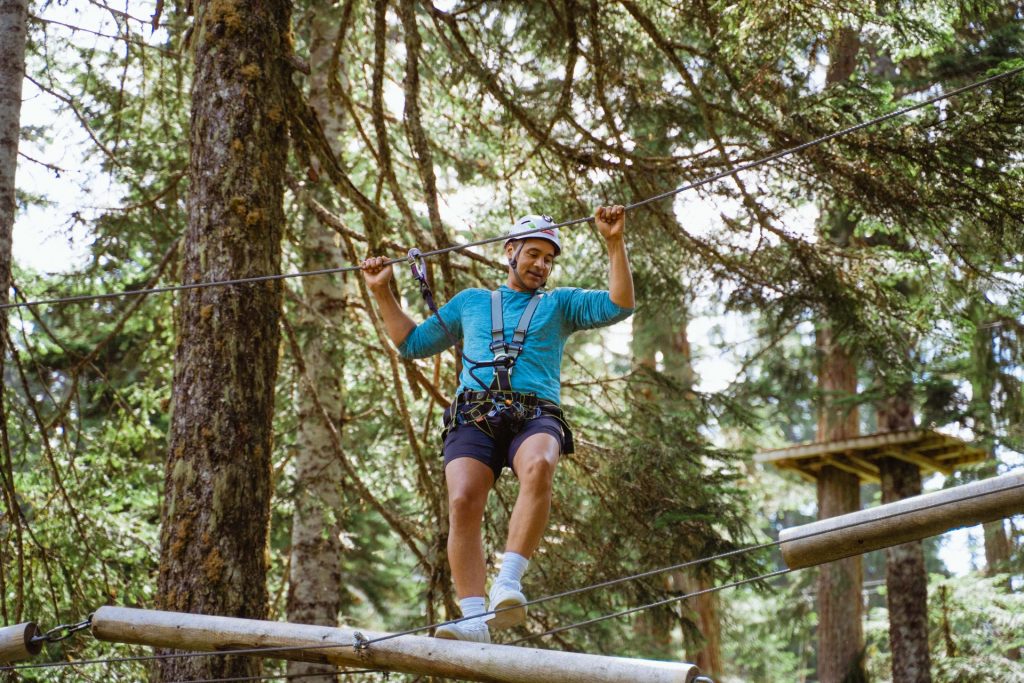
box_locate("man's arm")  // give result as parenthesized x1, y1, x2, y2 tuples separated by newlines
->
(595, 205, 635, 309)
(360, 256, 416, 347)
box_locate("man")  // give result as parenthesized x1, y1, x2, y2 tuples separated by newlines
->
(360, 205, 634, 642)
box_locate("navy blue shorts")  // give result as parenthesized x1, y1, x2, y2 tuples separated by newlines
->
(442, 411, 567, 483)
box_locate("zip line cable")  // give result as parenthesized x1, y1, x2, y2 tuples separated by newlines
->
(3, 64, 1021, 313)
(4, 476, 1020, 675)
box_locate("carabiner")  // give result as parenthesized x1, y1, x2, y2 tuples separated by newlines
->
(407, 247, 427, 283)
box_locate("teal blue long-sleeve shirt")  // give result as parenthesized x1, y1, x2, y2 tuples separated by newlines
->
(398, 285, 634, 405)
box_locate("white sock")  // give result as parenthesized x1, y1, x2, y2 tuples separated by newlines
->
(459, 596, 488, 629)
(495, 551, 529, 589)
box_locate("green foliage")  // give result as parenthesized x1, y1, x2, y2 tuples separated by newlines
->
(722, 571, 818, 681)
(865, 574, 1024, 682)
(6, 0, 1024, 680)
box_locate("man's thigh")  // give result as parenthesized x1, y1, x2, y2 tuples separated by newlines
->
(508, 416, 563, 477)
(443, 421, 505, 482)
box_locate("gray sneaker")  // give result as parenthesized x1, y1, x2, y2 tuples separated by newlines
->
(434, 620, 491, 643)
(487, 583, 527, 630)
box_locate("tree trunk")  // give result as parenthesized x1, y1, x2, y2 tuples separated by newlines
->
(0, 0, 26, 306)
(155, 0, 293, 680)
(285, 8, 350, 682)
(815, 31, 863, 669)
(681, 573, 722, 678)
(878, 392, 931, 683)
(815, 325, 864, 683)
(632, 301, 720, 675)
(0, 0, 28, 627)
(286, 217, 347, 683)
(967, 298, 1013, 573)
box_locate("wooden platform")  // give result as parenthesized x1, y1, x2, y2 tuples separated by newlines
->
(754, 429, 986, 484)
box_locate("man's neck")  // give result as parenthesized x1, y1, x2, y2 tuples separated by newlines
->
(505, 275, 541, 294)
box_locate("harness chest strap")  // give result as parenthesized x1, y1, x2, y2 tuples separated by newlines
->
(442, 290, 575, 453)
(489, 289, 544, 392)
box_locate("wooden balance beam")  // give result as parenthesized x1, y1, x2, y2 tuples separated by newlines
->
(91, 606, 702, 683)
(0, 622, 42, 663)
(781, 469, 1024, 569)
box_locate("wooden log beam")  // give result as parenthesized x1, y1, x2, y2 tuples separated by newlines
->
(0, 622, 42, 663)
(91, 607, 701, 683)
(781, 471, 1024, 570)
(879, 447, 953, 476)
(822, 455, 880, 484)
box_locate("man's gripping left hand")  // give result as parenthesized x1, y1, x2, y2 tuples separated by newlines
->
(595, 205, 626, 242)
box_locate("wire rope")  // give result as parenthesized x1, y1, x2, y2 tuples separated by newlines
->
(2, 61, 1021, 679)
(355, 475, 1024, 648)
(3, 65, 1020, 313)
(510, 568, 794, 645)
(3, 475, 1019, 675)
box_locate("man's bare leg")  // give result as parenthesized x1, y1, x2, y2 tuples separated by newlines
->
(444, 457, 495, 599)
(487, 432, 560, 631)
(506, 432, 561, 556)
(436, 457, 495, 642)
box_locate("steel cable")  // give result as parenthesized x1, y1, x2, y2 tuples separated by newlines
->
(3, 65, 1020, 312)
(3, 475, 1019, 674)
(2, 61, 1021, 678)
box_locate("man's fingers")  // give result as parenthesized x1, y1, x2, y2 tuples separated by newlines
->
(360, 256, 388, 273)
(596, 205, 624, 224)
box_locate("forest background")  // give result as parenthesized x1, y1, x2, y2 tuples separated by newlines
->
(1, 0, 1023, 681)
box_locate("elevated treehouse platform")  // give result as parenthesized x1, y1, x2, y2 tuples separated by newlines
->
(754, 429, 986, 484)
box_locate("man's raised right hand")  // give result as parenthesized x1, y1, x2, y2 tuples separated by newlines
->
(360, 256, 394, 290)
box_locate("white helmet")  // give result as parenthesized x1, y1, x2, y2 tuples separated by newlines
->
(505, 215, 562, 255)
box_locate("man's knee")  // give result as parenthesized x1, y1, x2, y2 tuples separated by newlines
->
(517, 455, 556, 491)
(448, 486, 487, 523)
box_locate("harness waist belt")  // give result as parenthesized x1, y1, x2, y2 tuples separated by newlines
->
(456, 390, 557, 409)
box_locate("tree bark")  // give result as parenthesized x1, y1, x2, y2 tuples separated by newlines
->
(0, 0, 26, 305)
(967, 298, 1013, 572)
(285, 7, 351, 682)
(155, 0, 293, 680)
(877, 392, 931, 683)
(0, 0, 28, 626)
(816, 325, 864, 683)
(815, 31, 863, 673)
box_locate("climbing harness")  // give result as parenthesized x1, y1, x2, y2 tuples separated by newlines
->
(407, 247, 570, 443)
(444, 289, 546, 436)
(445, 289, 573, 450)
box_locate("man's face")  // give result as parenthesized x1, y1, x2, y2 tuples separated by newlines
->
(506, 238, 558, 289)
